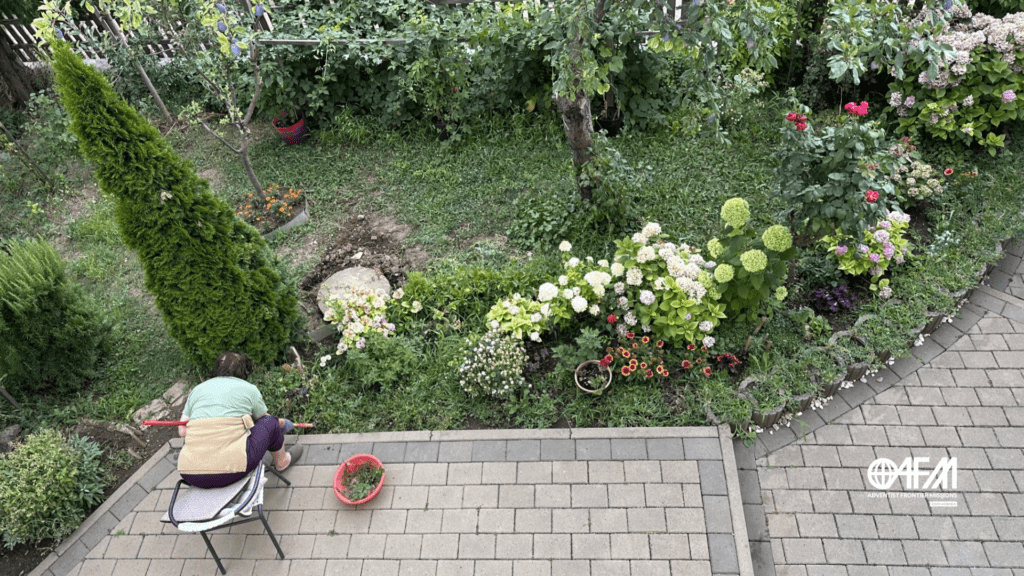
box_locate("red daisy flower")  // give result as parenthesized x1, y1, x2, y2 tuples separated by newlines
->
(656, 340, 664, 348)
(641, 336, 650, 344)
(645, 369, 654, 378)
(682, 360, 692, 369)
(943, 168, 953, 176)
(621, 366, 631, 376)
(703, 366, 713, 376)
(626, 332, 635, 339)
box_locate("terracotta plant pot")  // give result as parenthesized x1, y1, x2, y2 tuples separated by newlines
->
(273, 116, 307, 144)
(574, 360, 612, 395)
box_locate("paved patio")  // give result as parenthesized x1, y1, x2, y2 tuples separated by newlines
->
(32, 427, 753, 576)
(26, 239, 1024, 576)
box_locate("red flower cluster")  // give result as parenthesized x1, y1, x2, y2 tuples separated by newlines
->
(844, 101, 869, 117)
(603, 333, 667, 379)
(607, 314, 617, 324)
(679, 343, 713, 377)
(785, 111, 807, 131)
(865, 189, 879, 204)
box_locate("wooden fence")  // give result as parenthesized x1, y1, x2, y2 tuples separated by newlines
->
(2, 0, 687, 63)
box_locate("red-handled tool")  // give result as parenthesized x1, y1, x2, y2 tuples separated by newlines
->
(143, 420, 315, 428)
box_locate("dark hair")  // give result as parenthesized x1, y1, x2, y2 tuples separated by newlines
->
(209, 351, 254, 380)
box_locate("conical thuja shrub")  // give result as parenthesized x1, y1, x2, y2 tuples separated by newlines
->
(50, 42, 301, 367)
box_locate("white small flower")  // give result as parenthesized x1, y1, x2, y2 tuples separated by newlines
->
(642, 222, 662, 238)
(531, 313, 542, 323)
(508, 305, 520, 316)
(636, 246, 656, 263)
(632, 232, 647, 244)
(490, 320, 500, 329)
(529, 331, 541, 342)
(563, 289, 574, 300)
(567, 257, 580, 268)
(411, 301, 423, 313)
(571, 296, 588, 313)
(540, 303, 551, 317)
(559, 241, 572, 252)
(624, 312, 637, 326)
(626, 267, 643, 286)
(641, 325, 651, 333)
(703, 336, 715, 348)
(614, 282, 626, 295)
(699, 321, 713, 332)
(639, 290, 655, 305)
(558, 275, 569, 286)
(598, 259, 609, 267)
(589, 304, 600, 315)
(538, 283, 558, 302)
(611, 263, 625, 277)
(392, 288, 404, 299)
(617, 296, 629, 308)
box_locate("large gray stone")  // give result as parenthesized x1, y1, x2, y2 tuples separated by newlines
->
(316, 266, 392, 316)
(0, 424, 23, 454)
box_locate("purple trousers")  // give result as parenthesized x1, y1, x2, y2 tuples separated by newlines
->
(180, 415, 284, 488)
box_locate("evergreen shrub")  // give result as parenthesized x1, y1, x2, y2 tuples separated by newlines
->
(0, 429, 110, 549)
(50, 42, 302, 368)
(0, 238, 108, 397)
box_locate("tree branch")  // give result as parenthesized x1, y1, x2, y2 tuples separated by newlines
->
(196, 117, 242, 154)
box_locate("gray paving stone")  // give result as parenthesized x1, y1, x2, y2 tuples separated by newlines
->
(759, 425, 800, 453)
(849, 425, 889, 446)
(437, 442, 473, 463)
(610, 438, 647, 461)
(738, 470, 762, 504)
(472, 441, 507, 462)
(749, 540, 777, 576)
(506, 440, 540, 462)
(823, 468, 864, 491)
(933, 406, 974, 426)
(931, 324, 965, 348)
(744, 502, 769, 542)
(571, 534, 610, 559)
(822, 538, 865, 564)
(682, 438, 722, 460)
(863, 539, 907, 565)
(795, 514, 837, 538)
(575, 439, 611, 461)
(815, 396, 854, 424)
(968, 406, 1009, 426)
(786, 468, 826, 490)
(702, 496, 732, 533)
(782, 538, 826, 564)
(609, 533, 650, 559)
(696, 461, 727, 496)
(110, 486, 149, 521)
(706, 533, 739, 573)
(838, 382, 878, 409)
(373, 443, 407, 464)
(942, 541, 989, 567)
(912, 338, 946, 363)
(875, 515, 917, 539)
(304, 444, 344, 465)
(539, 440, 574, 461)
(404, 443, 439, 463)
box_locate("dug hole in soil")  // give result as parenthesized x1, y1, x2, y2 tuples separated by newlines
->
(297, 210, 428, 343)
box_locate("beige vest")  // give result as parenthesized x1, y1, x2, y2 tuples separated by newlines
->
(177, 415, 254, 475)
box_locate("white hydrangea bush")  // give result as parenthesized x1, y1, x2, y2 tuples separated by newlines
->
(457, 329, 530, 398)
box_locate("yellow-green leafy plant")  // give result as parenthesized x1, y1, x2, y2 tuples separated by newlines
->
(820, 210, 912, 295)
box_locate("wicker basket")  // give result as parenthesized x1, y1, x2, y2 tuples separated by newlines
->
(334, 454, 386, 505)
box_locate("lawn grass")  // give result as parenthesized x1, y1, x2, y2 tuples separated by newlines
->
(3, 94, 1023, 440)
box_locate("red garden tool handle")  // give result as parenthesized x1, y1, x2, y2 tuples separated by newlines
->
(143, 420, 314, 428)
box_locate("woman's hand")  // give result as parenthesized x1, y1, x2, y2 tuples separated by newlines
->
(178, 425, 187, 438)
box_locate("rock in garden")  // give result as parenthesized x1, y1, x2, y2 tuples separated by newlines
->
(0, 424, 23, 454)
(316, 266, 391, 316)
(132, 380, 189, 424)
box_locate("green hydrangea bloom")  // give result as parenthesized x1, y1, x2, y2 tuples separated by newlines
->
(762, 225, 793, 252)
(707, 238, 724, 259)
(706, 285, 721, 300)
(775, 286, 788, 301)
(720, 198, 750, 229)
(698, 270, 713, 287)
(740, 250, 768, 272)
(713, 264, 735, 283)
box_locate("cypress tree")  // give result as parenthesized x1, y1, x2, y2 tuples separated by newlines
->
(50, 42, 302, 367)
(0, 238, 109, 397)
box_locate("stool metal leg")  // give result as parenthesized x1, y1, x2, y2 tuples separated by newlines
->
(200, 531, 227, 574)
(258, 505, 286, 559)
(266, 465, 291, 486)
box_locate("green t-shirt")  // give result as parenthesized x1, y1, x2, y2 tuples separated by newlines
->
(182, 377, 269, 421)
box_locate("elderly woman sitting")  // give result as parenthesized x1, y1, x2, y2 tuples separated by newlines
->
(177, 351, 303, 488)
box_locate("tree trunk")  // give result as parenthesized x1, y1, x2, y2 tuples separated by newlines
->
(238, 133, 263, 196)
(98, 14, 174, 124)
(0, 32, 32, 107)
(555, 89, 594, 202)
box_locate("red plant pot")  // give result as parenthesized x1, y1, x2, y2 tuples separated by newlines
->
(273, 116, 307, 145)
(334, 454, 386, 505)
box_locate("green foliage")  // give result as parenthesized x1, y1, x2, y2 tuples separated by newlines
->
(822, 0, 953, 85)
(579, 132, 653, 235)
(551, 327, 607, 379)
(708, 199, 797, 321)
(338, 461, 383, 501)
(507, 188, 579, 250)
(821, 212, 912, 292)
(0, 429, 110, 548)
(777, 101, 896, 236)
(0, 238, 109, 398)
(886, 7, 1024, 156)
(105, 51, 210, 115)
(0, 90, 79, 196)
(51, 42, 302, 368)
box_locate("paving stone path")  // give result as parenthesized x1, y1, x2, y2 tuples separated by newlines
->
(34, 428, 753, 576)
(739, 239, 1024, 576)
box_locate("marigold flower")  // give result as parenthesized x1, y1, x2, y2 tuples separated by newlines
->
(622, 350, 631, 358)
(641, 362, 648, 369)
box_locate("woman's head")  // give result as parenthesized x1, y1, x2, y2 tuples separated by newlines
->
(209, 351, 254, 380)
